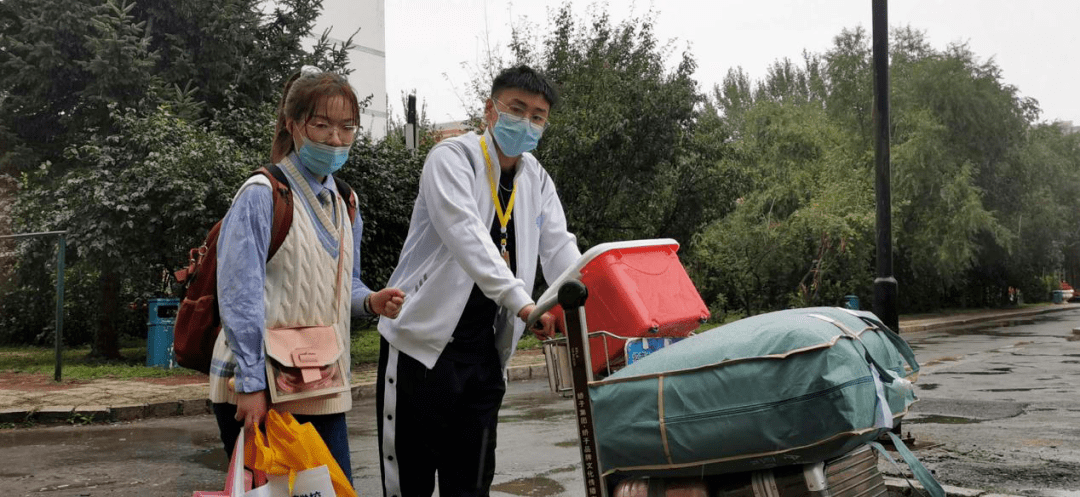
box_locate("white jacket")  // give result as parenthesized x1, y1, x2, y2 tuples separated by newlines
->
(378, 129, 580, 369)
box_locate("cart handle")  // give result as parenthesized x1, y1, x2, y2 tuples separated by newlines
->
(525, 238, 680, 330)
(526, 291, 560, 331)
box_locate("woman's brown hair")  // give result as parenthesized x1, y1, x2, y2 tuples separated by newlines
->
(270, 67, 361, 163)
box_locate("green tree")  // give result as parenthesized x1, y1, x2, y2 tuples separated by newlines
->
(130, 0, 355, 122)
(1, 0, 356, 356)
(503, 4, 722, 249)
(8, 107, 259, 349)
(337, 136, 431, 294)
(888, 28, 1036, 309)
(78, 0, 162, 127)
(889, 108, 1005, 308)
(702, 24, 1074, 316)
(0, 0, 119, 175)
(692, 100, 871, 318)
(821, 27, 874, 149)
(1004, 123, 1080, 301)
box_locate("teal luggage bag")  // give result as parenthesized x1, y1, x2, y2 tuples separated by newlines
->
(589, 306, 919, 478)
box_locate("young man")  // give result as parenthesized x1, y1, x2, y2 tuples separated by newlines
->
(376, 65, 581, 496)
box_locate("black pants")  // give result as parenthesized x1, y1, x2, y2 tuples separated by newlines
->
(376, 337, 506, 497)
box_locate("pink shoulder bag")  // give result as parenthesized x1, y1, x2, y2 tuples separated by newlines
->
(263, 232, 351, 403)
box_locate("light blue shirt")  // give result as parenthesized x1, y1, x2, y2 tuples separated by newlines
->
(216, 155, 373, 393)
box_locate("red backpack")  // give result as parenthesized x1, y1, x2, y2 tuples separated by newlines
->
(172, 164, 356, 374)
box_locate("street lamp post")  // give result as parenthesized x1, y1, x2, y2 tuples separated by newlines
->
(872, 0, 898, 334)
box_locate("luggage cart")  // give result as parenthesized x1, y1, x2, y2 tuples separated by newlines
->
(528, 239, 889, 497)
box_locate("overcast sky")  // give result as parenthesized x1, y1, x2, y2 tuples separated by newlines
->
(383, 0, 1079, 126)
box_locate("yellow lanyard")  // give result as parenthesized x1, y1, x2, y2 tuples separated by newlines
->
(480, 135, 517, 266)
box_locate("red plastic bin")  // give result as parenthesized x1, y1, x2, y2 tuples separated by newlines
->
(549, 240, 710, 375)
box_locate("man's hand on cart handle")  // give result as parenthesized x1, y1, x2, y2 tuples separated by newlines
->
(519, 303, 556, 340)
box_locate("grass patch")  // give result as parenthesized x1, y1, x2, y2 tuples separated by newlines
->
(350, 325, 546, 366)
(517, 334, 541, 350)
(0, 340, 199, 380)
(2, 321, 691, 381)
(350, 326, 381, 364)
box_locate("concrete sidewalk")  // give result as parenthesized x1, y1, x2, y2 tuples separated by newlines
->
(0, 347, 553, 425)
(2, 303, 1077, 427)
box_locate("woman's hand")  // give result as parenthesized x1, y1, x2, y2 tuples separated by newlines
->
(369, 288, 406, 318)
(235, 390, 269, 439)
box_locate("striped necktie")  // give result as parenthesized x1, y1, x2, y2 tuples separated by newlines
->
(317, 189, 333, 218)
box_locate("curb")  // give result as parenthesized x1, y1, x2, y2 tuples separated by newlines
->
(6, 305, 1078, 428)
(898, 303, 1080, 333)
(0, 362, 550, 427)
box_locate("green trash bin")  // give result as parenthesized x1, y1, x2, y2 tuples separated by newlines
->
(147, 298, 180, 368)
(1052, 290, 1065, 304)
(843, 295, 860, 310)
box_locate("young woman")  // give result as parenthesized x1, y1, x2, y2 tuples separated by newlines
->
(209, 66, 405, 484)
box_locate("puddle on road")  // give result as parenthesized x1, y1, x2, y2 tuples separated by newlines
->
(921, 356, 962, 367)
(946, 367, 1013, 375)
(0, 426, 206, 451)
(906, 415, 984, 425)
(189, 448, 227, 471)
(937, 315, 1071, 339)
(499, 410, 563, 423)
(941, 325, 1033, 338)
(1068, 329, 1080, 342)
(499, 394, 571, 424)
(1002, 319, 1037, 327)
(554, 439, 578, 448)
(491, 476, 566, 496)
(979, 387, 1044, 392)
(917, 383, 939, 390)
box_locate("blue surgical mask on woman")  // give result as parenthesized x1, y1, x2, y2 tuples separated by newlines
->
(492, 109, 544, 157)
(296, 136, 349, 177)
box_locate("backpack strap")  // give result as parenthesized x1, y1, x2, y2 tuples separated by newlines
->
(333, 176, 358, 224)
(257, 164, 294, 261)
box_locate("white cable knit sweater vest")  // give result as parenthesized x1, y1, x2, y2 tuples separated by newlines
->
(208, 170, 353, 415)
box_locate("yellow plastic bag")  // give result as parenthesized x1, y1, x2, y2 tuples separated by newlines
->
(245, 409, 357, 497)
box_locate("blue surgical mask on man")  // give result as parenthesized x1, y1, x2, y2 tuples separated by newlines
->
(296, 136, 349, 177)
(492, 109, 544, 157)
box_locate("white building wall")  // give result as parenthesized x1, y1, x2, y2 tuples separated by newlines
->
(315, 0, 388, 139)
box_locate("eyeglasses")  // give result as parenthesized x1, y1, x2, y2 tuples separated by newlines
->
(495, 99, 548, 132)
(306, 117, 359, 143)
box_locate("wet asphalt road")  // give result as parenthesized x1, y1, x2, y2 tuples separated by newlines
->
(3, 309, 1080, 496)
(0, 371, 582, 497)
(897, 309, 1080, 496)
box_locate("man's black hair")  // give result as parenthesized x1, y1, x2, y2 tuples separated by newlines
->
(491, 65, 559, 109)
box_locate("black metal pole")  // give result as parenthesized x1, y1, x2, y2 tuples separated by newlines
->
(55, 234, 65, 382)
(872, 0, 898, 334)
(1, 231, 67, 382)
(405, 94, 418, 151)
(558, 280, 607, 497)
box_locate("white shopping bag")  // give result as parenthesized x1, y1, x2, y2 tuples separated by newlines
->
(250, 465, 336, 497)
(194, 430, 337, 497)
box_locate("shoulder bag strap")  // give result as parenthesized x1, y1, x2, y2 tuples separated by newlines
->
(258, 164, 294, 261)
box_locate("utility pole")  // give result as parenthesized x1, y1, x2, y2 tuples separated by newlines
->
(405, 93, 418, 151)
(872, 0, 898, 334)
